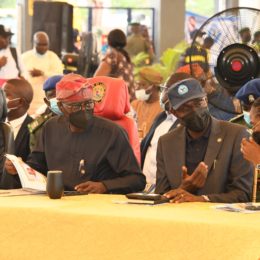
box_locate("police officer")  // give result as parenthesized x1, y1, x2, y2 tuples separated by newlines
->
(230, 78, 260, 127)
(28, 75, 63, 150)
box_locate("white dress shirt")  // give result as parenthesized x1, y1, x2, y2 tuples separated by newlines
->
(21, 49, 63, 115)
(143, 113, 177, 185)
(9, 113, 27, 140)
(0, 47, 22, 79)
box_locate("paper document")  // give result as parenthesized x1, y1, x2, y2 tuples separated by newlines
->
(6, 154, 46, 191)
(214, 203, 260, 213)
(0, 189, 45, 197)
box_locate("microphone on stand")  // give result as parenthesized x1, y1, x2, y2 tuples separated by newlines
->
(252, 164, 260, 203)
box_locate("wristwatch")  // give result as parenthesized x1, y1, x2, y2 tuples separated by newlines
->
(202, 195, 210, 202)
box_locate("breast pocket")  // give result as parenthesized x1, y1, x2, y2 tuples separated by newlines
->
(77, 159, 96, 180)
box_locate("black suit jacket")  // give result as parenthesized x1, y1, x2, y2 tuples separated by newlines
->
(15, 114, 33, 161)
(155, 117, 254, 203)
(0, 114, 33, 189)
(140, 112, 179, 168)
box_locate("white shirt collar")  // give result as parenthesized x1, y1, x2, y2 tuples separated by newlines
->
(9, 113, 27, 139)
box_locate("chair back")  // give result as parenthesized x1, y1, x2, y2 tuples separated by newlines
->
(89, 76, 140, 163)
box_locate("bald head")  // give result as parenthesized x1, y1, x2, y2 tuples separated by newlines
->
(5, 79, 33, 104)
(33, 31, 49, 55)
(4, 79, 33, 120)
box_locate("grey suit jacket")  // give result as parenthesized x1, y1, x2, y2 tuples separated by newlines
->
(155, 117, 253, 203)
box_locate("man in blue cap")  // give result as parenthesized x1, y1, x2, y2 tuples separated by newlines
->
(28, 75, 63, 150)
(155, 78, 253, 203)
(232, 78, 260, 127)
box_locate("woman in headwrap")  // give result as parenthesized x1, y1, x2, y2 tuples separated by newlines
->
(94, 29, 135, 100)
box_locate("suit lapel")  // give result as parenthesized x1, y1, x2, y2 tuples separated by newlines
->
(171, 126, 186, 178)
(204, 118, 226, 170)
(15, 115, 31, 150)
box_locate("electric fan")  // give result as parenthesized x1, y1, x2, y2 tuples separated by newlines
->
(189, 7, 260, 94)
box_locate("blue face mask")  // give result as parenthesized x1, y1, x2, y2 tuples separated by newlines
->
(49, 98, 63, 115)
(243, 110, 251, 127)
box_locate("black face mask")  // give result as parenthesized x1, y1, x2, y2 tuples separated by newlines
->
(252, 131, 260, 145)
(180, 108, 210, 132)
(69, 109, 93, 129)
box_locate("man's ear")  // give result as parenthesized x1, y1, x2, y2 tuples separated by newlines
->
(20, 97, 29, 109)
(43, 97, 50, 107)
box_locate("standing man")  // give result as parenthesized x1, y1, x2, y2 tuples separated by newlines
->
(155, 78, 253, 203)
(0, 25, 23, 81)
(125, 22, 154, 63)
(21, 31, 63, 116)
(5, 74, 146, 193)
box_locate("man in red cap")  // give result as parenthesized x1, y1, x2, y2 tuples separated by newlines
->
(5, 73, 146, 193)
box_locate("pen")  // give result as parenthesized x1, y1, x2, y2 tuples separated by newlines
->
(213, 160, 217, 170)
(79, 159, 85, 175)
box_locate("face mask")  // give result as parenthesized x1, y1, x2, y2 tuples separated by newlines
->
(49, 98, 63, 115)
(159, 91, 169, 111)
(243, 111, 251, 127)
(69, 109, 93, 129)
(6, 98, 21, 113)
(252, 131, 260, 145)
(135, 89, 150, 101)
(180, 108, 210, 132)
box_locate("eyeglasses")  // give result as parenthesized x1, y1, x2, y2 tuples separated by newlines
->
(62, 100, 94, 112)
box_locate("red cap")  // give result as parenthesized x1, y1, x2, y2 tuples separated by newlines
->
(56, 73, 93, 102)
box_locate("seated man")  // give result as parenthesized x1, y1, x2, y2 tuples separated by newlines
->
(3, 79, 33, 161)
(241, 97, 260, 166)
(141, 72, 191, 186)
(5, 74, 146, 194)
(131, 67, 163, 139)
(232, 78, 260, 127)
(1, 79, 33, 189)
(155, 78, 253, 203)
(28, 75, 63, 150)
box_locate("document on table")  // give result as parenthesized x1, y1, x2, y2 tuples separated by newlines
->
(0, 189, 46, 197)
(214, 203, 260, 213)
(5, 154, 46, 191)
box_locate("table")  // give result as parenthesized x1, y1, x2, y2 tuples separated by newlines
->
(0, 194, 259, 260)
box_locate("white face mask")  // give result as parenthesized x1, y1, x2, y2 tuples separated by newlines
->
(6, 97, 21, 113)
(135, 89, 150, 101)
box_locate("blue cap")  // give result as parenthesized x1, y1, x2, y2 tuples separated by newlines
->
(235, 78, 260, 105)
(43, 75, 63, 92)
(168, 78, 206, 110)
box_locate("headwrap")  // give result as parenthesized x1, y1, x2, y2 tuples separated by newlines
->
(176, 63, 204, 79)
(137, 67, 163, 85)
(56, 73, 93, 102)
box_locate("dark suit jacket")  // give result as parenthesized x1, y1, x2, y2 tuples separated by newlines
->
(0, 114, 33, 189)
(155, 117, 254, 203)
(140, 112, 179, 168)
(15, 114, 33, 161)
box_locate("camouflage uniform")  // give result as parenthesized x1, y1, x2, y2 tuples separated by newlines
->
(28, 110, 53, 151)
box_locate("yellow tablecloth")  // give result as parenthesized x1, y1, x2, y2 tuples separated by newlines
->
(0, 194, 259, 260)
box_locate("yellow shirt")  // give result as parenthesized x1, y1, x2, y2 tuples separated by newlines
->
(131, 99, 163, 139)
